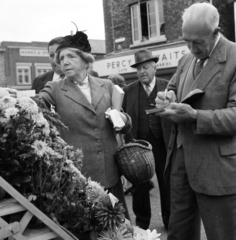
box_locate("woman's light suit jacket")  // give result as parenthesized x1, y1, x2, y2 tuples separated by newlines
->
(39, 75, 131, 188)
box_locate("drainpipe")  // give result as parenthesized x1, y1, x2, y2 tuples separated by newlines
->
(228, 0, 236, 41)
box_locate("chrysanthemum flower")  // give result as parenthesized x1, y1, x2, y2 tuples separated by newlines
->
(32, 140, 48, 157)
(0, 117, 9, 124)
(94, 194, 125, 231)
(0, 96, 17, 110)
(98, 228, 133, 240)
(32, 112, 50, 136)
(4, 107, 18, 119)
(86, 179, 107, 203)
(17, 97, 38, 115)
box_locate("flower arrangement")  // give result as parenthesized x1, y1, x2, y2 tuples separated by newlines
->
(0, 95, 161, 240)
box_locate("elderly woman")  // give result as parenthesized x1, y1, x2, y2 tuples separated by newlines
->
(38, 31, 131, 218)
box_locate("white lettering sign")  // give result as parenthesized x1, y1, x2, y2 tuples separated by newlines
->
(20, 49, 49, 57)
(93, 45, 190, 77)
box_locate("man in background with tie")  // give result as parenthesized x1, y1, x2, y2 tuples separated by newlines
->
(32, 37, 65, 93)
(122, 49, 171, 230)
(155, 2, 236, 240)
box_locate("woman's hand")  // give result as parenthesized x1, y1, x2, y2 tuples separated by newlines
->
(0, 87, 17, 98)
(119, 112, 128, 124)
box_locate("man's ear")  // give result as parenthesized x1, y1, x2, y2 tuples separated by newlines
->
(214, 27, 221, 35)
(153, 63, 157, 71)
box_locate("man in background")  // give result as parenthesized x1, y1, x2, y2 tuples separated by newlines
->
(122, 49, 171, 230)
(88, 63, 99, 77)
(31, 37, 64, 93)
(108, 74, 126, 88)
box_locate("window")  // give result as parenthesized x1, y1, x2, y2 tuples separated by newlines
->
(16, 63, 32, 85)
(35, 63, 51, 77)
(131, 0, 165, 45)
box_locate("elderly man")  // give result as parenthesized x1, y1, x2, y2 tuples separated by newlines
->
(122, 49, 171, 230)
(32, 37, 64, 93)
(155, 2, 236, 240)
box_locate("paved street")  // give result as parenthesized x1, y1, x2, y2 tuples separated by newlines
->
(125, 175, 207, 240)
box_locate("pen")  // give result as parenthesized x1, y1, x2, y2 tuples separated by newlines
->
(164, 88, 168, 101)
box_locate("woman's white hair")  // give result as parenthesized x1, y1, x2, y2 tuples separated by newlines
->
(182, 2, 219, 32)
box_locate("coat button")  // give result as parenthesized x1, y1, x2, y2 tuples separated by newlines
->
(99, 152, 103, 156)
(95, 128, 98, 133)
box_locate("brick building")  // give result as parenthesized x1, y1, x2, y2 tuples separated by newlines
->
(0, 39, 105, 90)
(93, 0, 234, 83)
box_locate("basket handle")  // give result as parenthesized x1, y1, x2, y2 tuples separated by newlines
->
(124, 132, 135, 144)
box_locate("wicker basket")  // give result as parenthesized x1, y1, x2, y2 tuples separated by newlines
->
(115, 139, 155, 185)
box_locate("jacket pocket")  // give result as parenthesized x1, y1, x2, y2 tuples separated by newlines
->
(220, 142, 236, 156)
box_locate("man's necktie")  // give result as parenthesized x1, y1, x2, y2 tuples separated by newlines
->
(145, 84, 151, 96)
(193, 58, 208, 79)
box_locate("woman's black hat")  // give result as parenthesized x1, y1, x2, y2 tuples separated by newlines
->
(57, 23, 91, 53)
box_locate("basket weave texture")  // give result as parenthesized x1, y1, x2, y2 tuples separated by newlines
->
(115, 140, 155, 185)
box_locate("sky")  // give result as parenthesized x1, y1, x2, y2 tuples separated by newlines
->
(0, 0, 105, 42)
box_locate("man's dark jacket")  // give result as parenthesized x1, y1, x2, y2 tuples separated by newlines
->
(31, 71, 54, 93)
(122, 77, 172, 148)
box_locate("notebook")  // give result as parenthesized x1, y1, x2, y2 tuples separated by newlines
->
(180, 89, 205, 104)
(145, 89, 205, 114)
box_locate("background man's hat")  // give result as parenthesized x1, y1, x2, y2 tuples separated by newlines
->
(130, 49, 159, 68)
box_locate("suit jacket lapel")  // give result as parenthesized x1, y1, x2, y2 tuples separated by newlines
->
(177, 54, 194, 101)
(191, 36, 227, 91)
(89, 75, 105, 110)
(130, 81, 139, 117)
(61, 78, 95, 113)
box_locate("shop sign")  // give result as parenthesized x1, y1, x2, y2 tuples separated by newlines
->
(93, 45, 190, 76)
(20, 49, 49, 57)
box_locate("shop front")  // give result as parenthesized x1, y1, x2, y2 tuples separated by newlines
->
(93, 43, 190, 84)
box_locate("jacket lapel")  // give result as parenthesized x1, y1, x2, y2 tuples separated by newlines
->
(61, 78, 96, 113)
(177, 54, 194, 101)
(89, 75, 105, 110)
(191, 36, 227, 91)
(130, 81, 139, 117)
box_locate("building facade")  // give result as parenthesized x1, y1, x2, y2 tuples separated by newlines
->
(0, 40, 105, 90)
(93, 0, 234, 84)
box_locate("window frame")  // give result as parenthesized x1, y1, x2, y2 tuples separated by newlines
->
(130, 0, 166, 46)
(16, 63, 32, 85)
(35, 63, 52, 77)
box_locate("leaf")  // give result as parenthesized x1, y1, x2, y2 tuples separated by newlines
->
(45, 192, 54, 199)
(6, 159, 20, 167)
(28, 195, 37, 201)
(13, 175, 31, 184)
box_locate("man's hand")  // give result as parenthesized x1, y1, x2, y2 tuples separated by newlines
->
(155, 90, 176, 109)
(0, 87, 17, 98)
(155, 102, 197, 123)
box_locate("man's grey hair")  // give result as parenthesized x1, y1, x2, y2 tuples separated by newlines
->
(182, 2, 219, 32)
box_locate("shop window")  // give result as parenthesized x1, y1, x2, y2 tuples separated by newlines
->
(130, 0, 165, 45)
(16, 63, 32, 85)
(35, 63, 51, 77)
